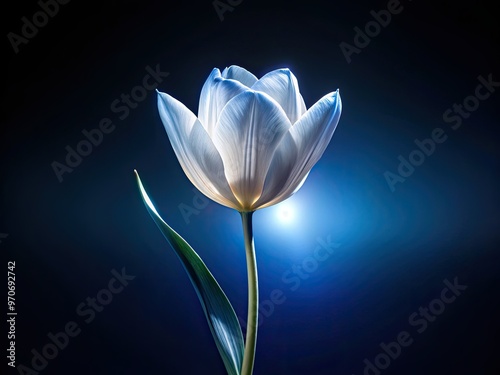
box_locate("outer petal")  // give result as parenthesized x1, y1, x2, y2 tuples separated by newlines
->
(198, 68, 249, 137)
(252, 132, 298, 208)
(221, 65, 258, 87)
(213, 91, 292, 210)
(157, 91, 241, 209)
(259, 90, 342, 208)
(251, 68, 307, 124)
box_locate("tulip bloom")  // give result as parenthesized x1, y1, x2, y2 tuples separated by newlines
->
(157, 65, 342, 213)
(141, 65, 342, 375)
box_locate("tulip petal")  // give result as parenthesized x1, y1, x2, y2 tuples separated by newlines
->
(265, 90, 342, 205)
(253, 132, 298, 209)
(221, 65, 258, 88)
(157, 91, 240, 209)
(252, 68, 306, 124)
(213, 91, 292, 210)
(198, 68, 249, 137)
(188, 123, 242, 209)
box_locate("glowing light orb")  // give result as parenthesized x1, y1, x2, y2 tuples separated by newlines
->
(277, 203, 295, 223)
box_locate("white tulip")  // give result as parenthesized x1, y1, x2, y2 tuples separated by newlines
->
(157, 65, 342, 212)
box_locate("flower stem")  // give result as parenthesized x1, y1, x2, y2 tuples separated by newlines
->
(240, 211, 258, 375)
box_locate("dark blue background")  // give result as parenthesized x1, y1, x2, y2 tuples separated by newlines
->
(2, 0, 499, 374)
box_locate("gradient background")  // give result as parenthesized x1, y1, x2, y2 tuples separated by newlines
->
(2, 0, 499, 374)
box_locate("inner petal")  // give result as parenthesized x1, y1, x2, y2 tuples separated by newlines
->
(213, 91, 292, 210)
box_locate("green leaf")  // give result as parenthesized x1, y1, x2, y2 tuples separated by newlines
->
(134, 170, 244, 375)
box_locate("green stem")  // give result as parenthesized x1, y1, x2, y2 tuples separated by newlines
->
(240, 211, 258, 375)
